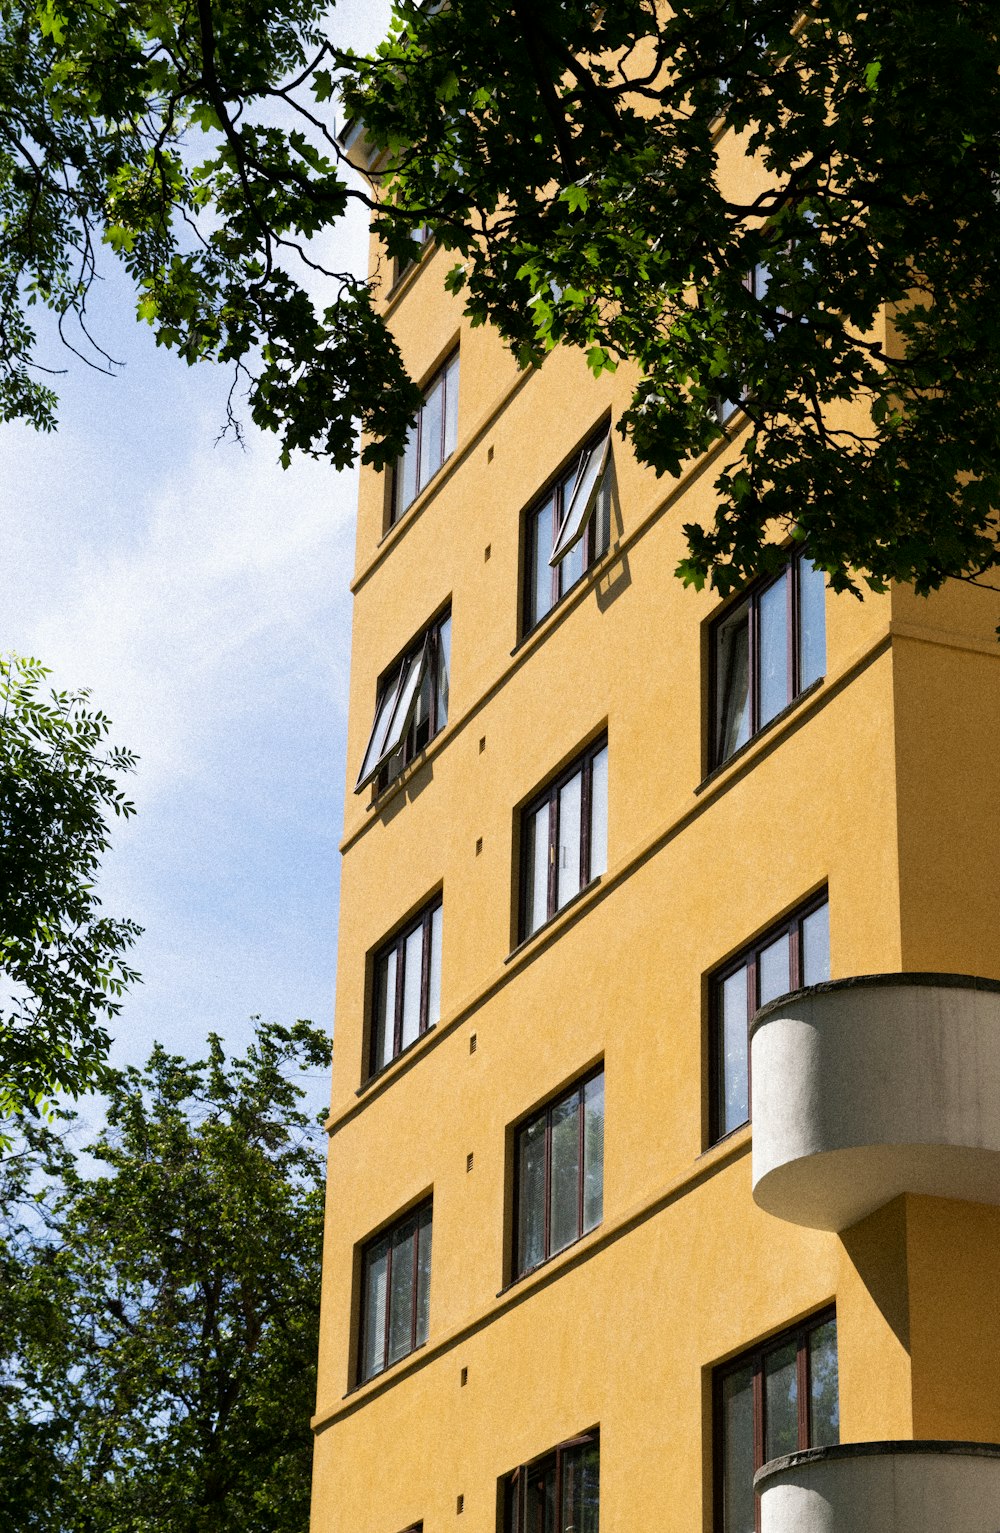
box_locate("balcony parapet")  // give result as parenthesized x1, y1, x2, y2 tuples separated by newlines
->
(755, 1440, 1000, 1533)
(750, 973, 1000, 1230)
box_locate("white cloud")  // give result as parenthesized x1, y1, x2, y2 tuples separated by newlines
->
(11, 420, 354, 804)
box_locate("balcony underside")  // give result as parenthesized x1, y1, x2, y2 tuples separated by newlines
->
(756, 1441, 1000, 1533)
(751, 974, 1000, 1231)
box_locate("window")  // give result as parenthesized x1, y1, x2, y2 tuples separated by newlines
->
(520, 737, 608, 940)
(355, 610, 451, 794)
(712, 261, 796, 426)
(525, 429, 612, 631)
(391, 224, 430, 287)
(711, 550, 825, 768)
(503, 1431, 600, 1533)
(369, 897, 443, 1079)
(514, 1069, 604, 1279)
(392, 351, 459, 523)
(359, 1201, 432, 1383)
(713, 391, 741, 427)
(710, 895, 829, 1144)
(715, 1312, 838, 1533)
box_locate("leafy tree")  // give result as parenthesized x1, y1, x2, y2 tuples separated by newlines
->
(0, 1017, 330, 1532)
(3, 1, 1000, 596)
(0, 654, 140, 1120)
(0, 0, 420, 467)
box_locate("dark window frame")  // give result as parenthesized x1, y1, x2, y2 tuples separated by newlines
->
(709, 548, 825, 770)
(511, 1065, 604, 1281)
(502, 1428, 600, 1533)
(376, 611, 449, 789)
(357, 1199, 432, 1385)
(368, 894, 443, 1081)
(708, 890, 829, 1146)
(519, 735, 608, 943)
(713, 1309, 837, 1533)
(390, 349, 459, 525)
(523, 426, 612, 636)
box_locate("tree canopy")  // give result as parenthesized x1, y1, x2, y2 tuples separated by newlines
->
(3, 0, 1000, 597)
(0, 1017, 329, 1531)
(0, 654, 140, 1122)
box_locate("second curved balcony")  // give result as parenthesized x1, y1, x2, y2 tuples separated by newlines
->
(750, 974, 1000, 1231)
(756, 1441, 1000, 1533)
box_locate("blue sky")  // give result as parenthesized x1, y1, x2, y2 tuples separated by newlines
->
(1, 0, 392, 1113)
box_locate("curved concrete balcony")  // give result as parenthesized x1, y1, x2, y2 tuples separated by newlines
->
(751, 974, 1000, 1230)
(756, 1441, 1000, 1533)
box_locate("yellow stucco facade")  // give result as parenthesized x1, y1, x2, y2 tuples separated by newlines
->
(311, 126, 1000, 1533)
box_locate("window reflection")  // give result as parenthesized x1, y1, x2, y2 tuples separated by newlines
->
(712, 554, 825, 768)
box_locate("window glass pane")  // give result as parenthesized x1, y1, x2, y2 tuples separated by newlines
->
(558, 517, 587, 595)
(395, 435, 419, 520)
(362, 1237, 389, 1380)
(798, 557, 826, 691)
(415, 1206, 432, 1348)
(589, 746, 608, 881)
(758, 932, 791, 1008)
(720, 967, 750, 1136)
(526, 802, 551, 936)
(549, 1092, 582, 1255)
(809, 1319, 839, 1448)
(722, 1365, 756, 1533)
(552, 435, 609, 566)
(594, 473, 611, 558)
(716, 600, 751, 762)
(517, 1115, 547, 1274)
(400, 926, 424, 1051)
(409, 663, 432, 755)
(359, 677, 401, 789)
(373, 948, 397, 1072)
(759, 570, 789, 725)
(765, 1340, 799, 1460)
(361, 645, 425, 790)
(525, 1457, 557, 1533)
(562, 1442, 600, 1533)
(801, 902, 830, 987)
(557, 770, 583, 911)
(443, 354, 459, 461)
(427, 904, 443, 1027)
(530, 498, 555, 628)
(387, 1221, 416, 1365)
(435, 616, 451, 730)
(582, 1074, 605, 1234)
(418, 375, 444, 490)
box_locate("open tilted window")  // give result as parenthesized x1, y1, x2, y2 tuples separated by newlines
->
(525, 427, 612, 632)
(355, 610, 451, 794)
(549, 430, 612, 566)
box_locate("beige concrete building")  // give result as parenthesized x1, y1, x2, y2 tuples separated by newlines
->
(311, 94, 1000, 1533)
